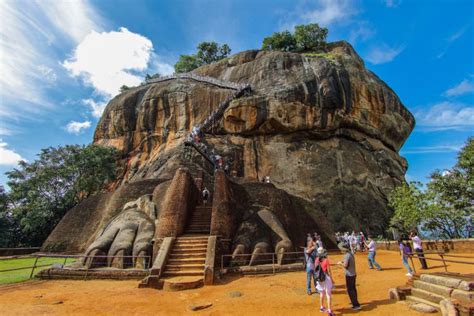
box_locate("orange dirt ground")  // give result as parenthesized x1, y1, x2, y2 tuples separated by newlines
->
(1, 250, 473, 316)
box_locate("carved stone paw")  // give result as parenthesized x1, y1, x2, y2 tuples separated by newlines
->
(83, 195, 156, 269)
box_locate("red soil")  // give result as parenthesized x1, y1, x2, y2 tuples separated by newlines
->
(1, 250, 472, 315)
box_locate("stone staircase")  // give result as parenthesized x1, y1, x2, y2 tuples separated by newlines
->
(404, 273, 473, 315)
(162, 235, 209, 278)
(156, 206, 213, 290)
(186, 206, 212, 234)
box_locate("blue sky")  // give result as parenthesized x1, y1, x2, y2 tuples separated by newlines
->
(0, 0, 473, 186)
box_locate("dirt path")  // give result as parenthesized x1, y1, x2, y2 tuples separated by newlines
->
(1, 251, 472, 315)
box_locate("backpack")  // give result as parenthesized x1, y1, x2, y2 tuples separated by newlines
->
(314, 259, 326, 282)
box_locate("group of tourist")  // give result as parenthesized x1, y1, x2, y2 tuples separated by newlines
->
(304, 229, 432, 312)
(335, 231, 367, 253)
(304, 233, 361, 314)
(397, 231, 429, 277)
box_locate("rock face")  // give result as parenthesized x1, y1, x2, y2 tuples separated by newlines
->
(43, 41, 414, 259)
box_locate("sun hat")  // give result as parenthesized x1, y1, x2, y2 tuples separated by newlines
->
(317, 247, 328, 257)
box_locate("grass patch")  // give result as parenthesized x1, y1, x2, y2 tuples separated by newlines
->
(303, 52, 337, 64)
(0, 257, 76, 285)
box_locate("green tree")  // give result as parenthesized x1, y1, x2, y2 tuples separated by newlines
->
(5, 144, 118, 246)
(261, 31, 296, 51)
(294, 23, 328, 51)
(174, 55, 200, 73)
(174, 42, 231, 73)
(389, 137, 473, 239)
(424, 138, 473, 238)
(120, 85, 130, 93)
(388, 181, 427, 233)
(196, 42, 231, 64)
(0, 186, 13, 247)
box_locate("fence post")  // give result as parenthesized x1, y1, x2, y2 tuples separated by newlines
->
(272, 254, 275, 275)
(29, 256, 39, 279)
(439, 254, 448, 272)
(409, 255, 417, 274)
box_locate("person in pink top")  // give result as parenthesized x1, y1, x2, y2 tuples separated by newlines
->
(315, 247, 334, 316)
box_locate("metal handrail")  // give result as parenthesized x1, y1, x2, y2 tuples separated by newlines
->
(0, 254, 152, 281)
(145, 73, 247, 90)
(407, 252, 474, 273)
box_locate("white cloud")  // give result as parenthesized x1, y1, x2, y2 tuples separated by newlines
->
(443, 79, 474, 97)
(0, 140, 25, 166)
(437, 25, 470, 59)
(302, 0, 355, 26)
(401, 145, 463, 154)
(365, 44, 405, 65)
(83, 99, 107, 119)
(66, 121, 92, 134)
(348, 21, 376, 45)
(447, 25, 469, 43)
(415, 102, 474, 130)
(383, 0, 402, 8)
(63, 27, 155, 98)
(37, 65, 57, 83)
(280, 0, 357, 30)
(0, 0, 103, 119)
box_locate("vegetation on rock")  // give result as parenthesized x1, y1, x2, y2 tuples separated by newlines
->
(389, 137, 473, 239)
(174, 41, 231, 73)
(0, 144, 118, 247)
(262, 23, 328, 52)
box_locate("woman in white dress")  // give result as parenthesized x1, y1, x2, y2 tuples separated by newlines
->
(315, 247, 335, 315)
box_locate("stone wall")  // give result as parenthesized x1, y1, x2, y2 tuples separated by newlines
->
(376, 239, 474, 253)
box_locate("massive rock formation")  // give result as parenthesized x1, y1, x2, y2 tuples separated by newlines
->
(43, 41, 414, 264)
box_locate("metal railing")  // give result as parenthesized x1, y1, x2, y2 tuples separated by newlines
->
(220, 251, 307, 275)
(145, 73, 247, 90)
(407, 251, 474, 273)
(0, 254, 151, 284)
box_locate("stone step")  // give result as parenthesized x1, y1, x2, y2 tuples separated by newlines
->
(186, 231, 210, 235)
(406, 295, 440, 312)
(166, 264, 205, 271)
(167, 258, 206, 265)
(420, 274, 463, 290)
(162, 270, 204, 277)
(171, 248, 207, 254)
(161, 276, 204, 291)
(189, 217, 211, 221)
(413, 280, 453, 298)
(174, 241, 208, 246)
(187, 226, 211, 230)
(169, 253, 207, 259)
(175, 237, 208, 242)
(411, 288, 445, 305)
(176, 236, 209, 241)
(173, 245, 208, 251)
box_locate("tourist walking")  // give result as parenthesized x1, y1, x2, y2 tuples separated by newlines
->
(398, 237, 413, 277)
(359, 232, 366, 252)
(350, 232, 358, 253)
(365, 235, 382, 271)
(305, 237, 317, 295)
(338, 242, 361, 310)
(202, 187, 210, 205)
(410, 231, 428, 269)
(315, 247, 334, 315)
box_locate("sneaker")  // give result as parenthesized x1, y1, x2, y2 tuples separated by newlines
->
(406, 273, 413, 277)
(319, 307, 326, 312)
(307, 291, 312, 295)
(352, 305, 362, 311)
(327, 311, 334, 316)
